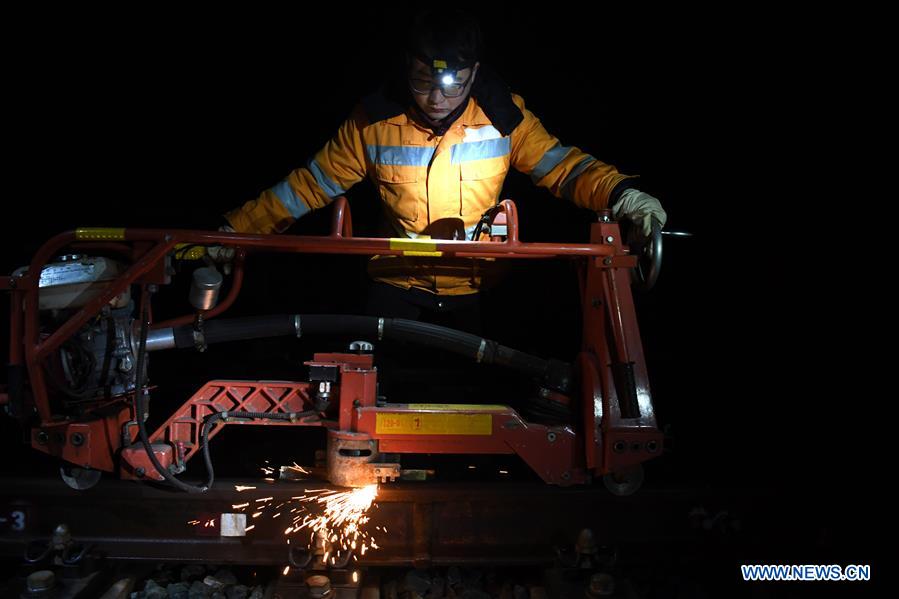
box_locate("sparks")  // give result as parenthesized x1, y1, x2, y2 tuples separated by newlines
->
(238, 466, 382, 562)
(285, 485, 380, 558)
(282, 566, 290, 576)
(245, 525, 255, 532)
(353, 571, 359, 583)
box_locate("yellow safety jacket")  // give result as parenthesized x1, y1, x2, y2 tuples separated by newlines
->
(225, 89, 634, 295)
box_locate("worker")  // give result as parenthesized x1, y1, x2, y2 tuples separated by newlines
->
(217, 10, 666, 335)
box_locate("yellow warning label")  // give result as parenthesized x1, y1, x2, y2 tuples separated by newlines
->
(75, 228, 126, 241)
(405, 404, 507, 412)
(376, 412, 492, 435)
(389, 239, 443, 257)
(389, 238, 437, 252)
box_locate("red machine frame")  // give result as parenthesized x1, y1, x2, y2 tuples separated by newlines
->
(1, 198, 663, 487)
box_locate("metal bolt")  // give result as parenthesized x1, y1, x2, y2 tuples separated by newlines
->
(602, 257, 612, 266)
(37, 431, 49, 445)
(605, 236, 614, 243)
(587, 572, 614, 597)
(52, 524, 72, 548)
(575, 528, 597, 555)
(348, 340, 373, 353)
(547, 432, 557, 443)
(647, 440, 659, 453)
(613, 441, 626, 453)
(26, 570, 56, 593)
(135, 467, 146, 478)
(118, 355, 134, 372)
(71, 432, 85, 447)
(437, 301, 445, 309)
(306, 574, 332, 598)
(561, 471, 571, 481)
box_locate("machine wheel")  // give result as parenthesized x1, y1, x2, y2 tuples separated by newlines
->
(632, 217, 663, 291)
(602, 464, 644, 496)
(60, 465, 102, 490)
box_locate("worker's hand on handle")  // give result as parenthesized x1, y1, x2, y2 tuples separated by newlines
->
(206, 224, 236, 264)
(610, 189, 667, 242)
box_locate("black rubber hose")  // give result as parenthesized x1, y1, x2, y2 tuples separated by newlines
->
(172, 314, 298, 348)
(5, 364, 25, 421)
(299, 315, 380, 337)
(168, 314, 572, 392)
(385, 319, 550, 376)
(383, 319, 485, 356)
(133, 287, 210, 493)
(311, 316, 573, 392)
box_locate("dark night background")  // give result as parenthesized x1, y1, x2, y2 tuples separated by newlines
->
(0, 4, 882, 595)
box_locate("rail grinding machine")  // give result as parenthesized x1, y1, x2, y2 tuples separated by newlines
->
(1, 198, 665, 496)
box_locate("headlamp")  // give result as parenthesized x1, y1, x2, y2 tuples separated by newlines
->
(408, 58, 472, 98)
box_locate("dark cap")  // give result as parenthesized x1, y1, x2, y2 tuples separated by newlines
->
(407, 9, 482, 70)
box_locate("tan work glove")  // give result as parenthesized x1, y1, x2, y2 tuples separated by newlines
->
(206, 224, 236, 263)
(610, 189, 667, 241)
